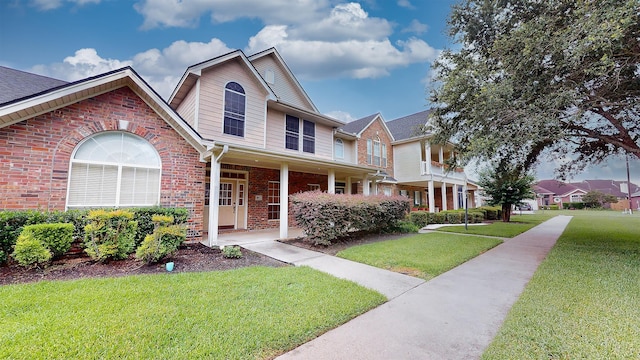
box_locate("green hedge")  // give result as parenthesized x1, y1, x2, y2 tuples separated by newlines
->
(290, 192, 411, 245)
(0, 207, 189, 264)
(408, 208, 496, 228)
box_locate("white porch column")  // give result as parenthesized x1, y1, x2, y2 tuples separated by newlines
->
(363, 175, 370, 196)
(279, 163, 289, 239)
(372, 178, 378, 195)
(207, 160, 221, 246)
(428, 180, 435, 213)
(463, 181, 468, 210)
(439, 147, 444, 164)
(346, 176, 352, 194)
(453, 184, 459, 210)
(441, 182, 448, 211)
(425, 141, 432, 173)
(328, 169, 336, 194)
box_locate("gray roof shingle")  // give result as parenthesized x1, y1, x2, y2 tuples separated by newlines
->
(386, 109, 432, 141)
(0, 66, 68, 105)
(339, 113, 379, 135)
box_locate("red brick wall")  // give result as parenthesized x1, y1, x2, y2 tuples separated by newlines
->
(356, 118, 394, 176)
(242, 165, 328, 230)
(0, 87, 206, 239)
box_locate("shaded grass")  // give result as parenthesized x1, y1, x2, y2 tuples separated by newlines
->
(436, 213, 555, 238)
(336, 233, 503, 280)
(0, 266, 385, 359)
(482, 211, 640, 359)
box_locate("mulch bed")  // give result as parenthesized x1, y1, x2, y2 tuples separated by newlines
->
(1, 232, 411, 286)
(0, 242, 286, 286)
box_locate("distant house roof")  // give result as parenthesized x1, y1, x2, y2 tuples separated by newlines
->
(536, 179, 640, 198)
(340, 113, 379, 135)
(386, 109, 432, 141)
(0, 66, 68, 105)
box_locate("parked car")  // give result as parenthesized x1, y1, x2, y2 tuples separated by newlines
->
(515, 203, 532, 211)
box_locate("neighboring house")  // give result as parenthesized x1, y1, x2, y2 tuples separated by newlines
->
(337, 109, 477, 212)
(534, 179, 640, 210)
(0, 48, 382, 245)
(386, 110, 477, 212)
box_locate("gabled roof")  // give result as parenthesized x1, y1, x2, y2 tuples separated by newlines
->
(168, 49, 277, 109)
(386, 109, 432, 141)
(0, 66, 68, 105)
(570, 179, 640, 198)
(0, 66, 207, 154)
(534, 180, 581, 197)
(248, 48, 319, 113)
(338, 113, 394, 140)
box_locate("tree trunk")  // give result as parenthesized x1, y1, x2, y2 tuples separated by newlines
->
(502, 203, 512, 222)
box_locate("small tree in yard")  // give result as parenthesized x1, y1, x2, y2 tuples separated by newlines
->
(582, 190, 618, 209)
(478, 161, 535, 222)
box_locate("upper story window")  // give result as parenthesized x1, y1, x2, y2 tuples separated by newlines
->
(67, 131, 161, 208)
(367, 139, 372, 163)
(303, 120, 315, 153)
(373, 137, 381, 166)
(382, 143, 387, 168)
(285, 115, 315, 154)
(335, 138, 344, 159)
(223, 82, 245, 137)
(285, 115, 299, 151)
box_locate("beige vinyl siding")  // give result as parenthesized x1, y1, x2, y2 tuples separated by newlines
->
(393, 142, 422, 181)
(251, 56, 315, 112)
(265, 108, 332, 160)
(176, 85, 197, 128)
(336, 139, 355, 163)
(197, 60, 267, 147)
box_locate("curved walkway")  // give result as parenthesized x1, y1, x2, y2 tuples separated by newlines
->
(245, 215, 572, 359)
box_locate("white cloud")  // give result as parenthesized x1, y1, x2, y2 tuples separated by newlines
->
(30, 0, 101, 11)
(397, 0, 415, 9)
(30, 39, 233, 98)
(325, 110, 356, 123)
(134, 0, 328, 29)
(402, 19, 428, 35)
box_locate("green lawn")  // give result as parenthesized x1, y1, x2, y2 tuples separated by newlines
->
(336, 233, 503, 280)
(482, 211, 640, 359)
(0, 266, 385, 360)
(435, 212, 555, 238)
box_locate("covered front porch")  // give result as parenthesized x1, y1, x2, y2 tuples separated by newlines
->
(203, 143, 380, 246)
(213, 227, 306, 247)
(399, 178, 477, 213)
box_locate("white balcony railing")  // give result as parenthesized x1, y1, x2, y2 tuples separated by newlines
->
(420, 161, 466, 180)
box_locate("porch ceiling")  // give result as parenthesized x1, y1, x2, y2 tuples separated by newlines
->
(216, 146, 374, 180)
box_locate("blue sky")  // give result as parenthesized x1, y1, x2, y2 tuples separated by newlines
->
(1, 0, 638, 186)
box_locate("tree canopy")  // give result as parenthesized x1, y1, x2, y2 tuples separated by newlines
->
(429, 0, 640, 178)
(478, 160, 535, 222)
(581, 190, 619, 208)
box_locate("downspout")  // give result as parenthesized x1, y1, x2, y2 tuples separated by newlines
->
(207, 144, 228, 247)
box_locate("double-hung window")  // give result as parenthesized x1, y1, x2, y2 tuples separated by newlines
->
(373, 137, 381, 166)
(382, 143, 387, 168)
(268, 181, 280, 220)
(285, 115, 315, 154)
(223, 82, 245, 137)
(334, 139, 344, 159)
(367, 139, 372, 164)
(285, 115, 299, 150)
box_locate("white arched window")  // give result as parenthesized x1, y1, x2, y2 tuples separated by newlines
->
(335, 138, 344, 159)
(67, 131, 161, 208)
(223, 82, 246, 137)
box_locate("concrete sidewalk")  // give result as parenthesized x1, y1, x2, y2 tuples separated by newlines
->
(273, 215, 573, 360)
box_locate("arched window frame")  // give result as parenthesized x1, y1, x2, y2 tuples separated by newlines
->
(335, 138, 344, 159)
(66, 131, 162, 209)
(223, 81, 246, 137)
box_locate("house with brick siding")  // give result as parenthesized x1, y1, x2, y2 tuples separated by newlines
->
(338, 109, 477, 212)
(0, 66, 208, 239)
(534, 179, 640, 210)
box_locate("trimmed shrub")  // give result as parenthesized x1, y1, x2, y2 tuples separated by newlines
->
(434, 212, 446, 224)
(135, 215, 186, 264)
(84, 209, 138, 262)
(20, 223, 74, 258)
(443, 211, 463, 224)
(12, 232, 51, 268)
(0, 210, 48, 264)
(567, 202, 585, 209)
(221, 245, 243, 259)
(129, 207, 189, 246)
(409, 211, 429, 228)
(390, 220, 420, 233)
(478, 206, 502, 220)
(290, 192, 411, 245)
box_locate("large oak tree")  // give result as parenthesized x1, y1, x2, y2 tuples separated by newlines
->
(429, 0, 640, 178)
